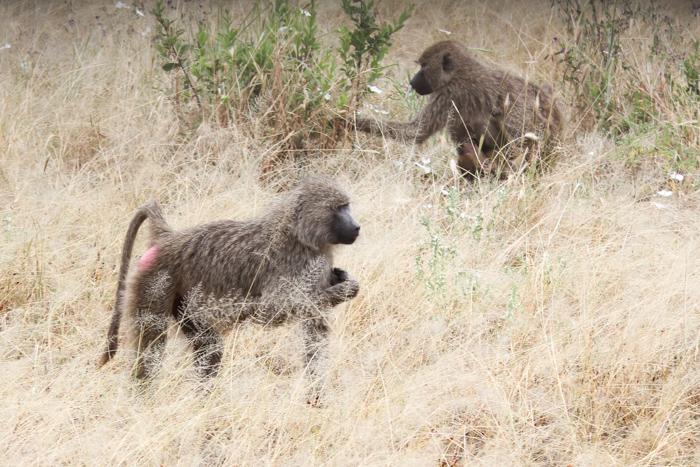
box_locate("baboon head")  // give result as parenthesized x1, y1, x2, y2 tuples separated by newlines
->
(409, 40, 463, 96)
(291, 177, 360, 250)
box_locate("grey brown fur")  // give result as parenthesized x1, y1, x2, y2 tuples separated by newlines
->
(355, 41, 565, 177)
(100, 177, 360, 400)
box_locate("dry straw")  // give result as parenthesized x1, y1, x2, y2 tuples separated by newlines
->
(1, 0, 700, 464)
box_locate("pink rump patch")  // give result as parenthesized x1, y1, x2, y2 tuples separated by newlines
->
(138, 245, 159, 272)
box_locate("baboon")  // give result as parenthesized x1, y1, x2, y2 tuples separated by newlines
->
(354, 40, 565, 177)
(100, 177, 360, 400)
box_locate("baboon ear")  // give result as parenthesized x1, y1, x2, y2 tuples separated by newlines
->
(442, 53, 453, 73)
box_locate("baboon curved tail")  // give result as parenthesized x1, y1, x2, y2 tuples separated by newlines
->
(99, 202, 171, 366)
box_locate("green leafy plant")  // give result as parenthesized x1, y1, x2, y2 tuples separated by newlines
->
(150, 0, 412, 169)
(682, 40, 699, 97)
(337, 0, 414, 95)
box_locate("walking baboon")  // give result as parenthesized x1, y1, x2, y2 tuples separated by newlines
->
(100, 177, 360, 400)
(354, 41, 565, 177)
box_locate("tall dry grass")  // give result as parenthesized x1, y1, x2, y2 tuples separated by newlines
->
(2, 0, 700, 465)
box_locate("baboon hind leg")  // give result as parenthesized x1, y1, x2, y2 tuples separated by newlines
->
(172, 294, 224, 380)
(129, 271, 174, 381)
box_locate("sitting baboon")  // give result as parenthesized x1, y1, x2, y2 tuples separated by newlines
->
(354, 40, 565, 177)
(99, 177, 361, 400)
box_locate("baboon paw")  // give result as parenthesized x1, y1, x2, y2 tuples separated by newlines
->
(331, 267, 349, 285)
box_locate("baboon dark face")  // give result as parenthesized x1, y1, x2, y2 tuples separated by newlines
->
(328, 204, 360, 245)
(409, 69, 433, 95)
(291, 178, 360, 250)
(409, 43, 456, 96)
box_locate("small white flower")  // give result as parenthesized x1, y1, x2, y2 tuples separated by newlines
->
(670, 172, 684, 182)
(115, 1, 130, 9)
(300, 8, 311, 16)
(588, 151, 595, 156)
(0, 44, 10, 50)
(141, 26, 151, 37)
(657, 190, 673, 197)
(323, 93, 331, 101)
(415, 162, 431, 174)
(135, 7, 145, 16)
(279, 26, 288, 32)
(368, 84, 383, 94)
(438, 29, 452, 35)
(441, 188, 449, 195)
(421, 157, 431, 164)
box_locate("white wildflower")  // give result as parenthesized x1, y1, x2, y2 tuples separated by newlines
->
(0, 44, 10, 50)
(115, 1, 130, 9)
(415, 162, 431, 174)
(300, 8, 311, 16)
(368, 84, 383, 94)
(670, 172, 684, 182)
(657, 190, 673, 197)
(135, 7, 145, 16)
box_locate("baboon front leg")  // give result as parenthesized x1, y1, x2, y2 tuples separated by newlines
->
(355, 102, 446, 145)
(302, 317, 331, 405)
(172, 294, 224, 380)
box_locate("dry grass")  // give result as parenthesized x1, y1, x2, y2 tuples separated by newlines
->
(2, 0, 700, 465)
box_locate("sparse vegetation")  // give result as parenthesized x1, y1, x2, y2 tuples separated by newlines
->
(2, 1, 700, 465)
(553, 0, 700, 173)
(150, 0, 411, 165)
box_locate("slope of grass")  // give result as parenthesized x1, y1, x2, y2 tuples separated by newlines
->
(2, 1, 700, 465)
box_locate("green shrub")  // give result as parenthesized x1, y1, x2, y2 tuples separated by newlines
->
(150, 0, 412, 168)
